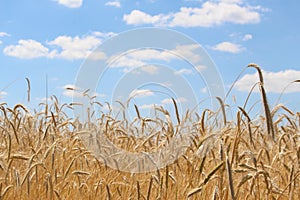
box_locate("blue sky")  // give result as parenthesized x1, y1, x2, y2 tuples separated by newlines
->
(0, 0, 299, 119)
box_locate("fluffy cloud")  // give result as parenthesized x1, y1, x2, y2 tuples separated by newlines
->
(129, 89, 155, 98)
(105, 1, 121, 8)
(123, 10, 171, 26)
(108, 50, 160, 68)
(161, 97, 187, 104)
(219, 0, 242, 3)
(243, 34, 253, 41)
(3, 32, 112, 60)
(0, 32, 10, 37)
(63, 90, 84, 98)
(128, 65, 159, 75)
(92, 31, 116, 38)
(200, 87, 208, 93)
(127, 49, 176, 61)
(174, 68, 193, 75)
(109, 56, 146, 69)
(211, 42, 244, 53)
(55, 0, 82, 8)
(195, 65, 206, 72)
(3, 40, 54, 59)
(140, 104, 157, 109)
(108, 44, 201, 69)
(62, 84, 82, 97)
(235, 69, 300, 93)
(140, 65, 159, 75)
(47, 35, 102, 60)
(123, 1, 262, 27)
(0, 91, 8, 99)
(171, 44, 201, 63)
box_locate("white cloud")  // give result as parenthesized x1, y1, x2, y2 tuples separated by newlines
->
(48, 35, 102, 60)
(109, 56, 146, 68)
(211, 42, 244, 53)
(55, 0, 82, 8)
(243, 34, 253, 41)
(140, 104, 157, 109)
(87, 50, 107, 60)
(174, 68, 193, 75)
(92, 31, 116, 38)
(3, 32, 112, 60)
(161, 81, 172, 87)
(62, 84, 83, 98)
(123, 10, 171, 26)
(129, 49, 176, 61)
(93, 92, 107, 98)
(140, 65, 159, 74)
(63, 90, 84, 98)
(0, 32, 10, 37)
(123, 1, 262, 27)
(0, 91, 8, 99)
(105, 1, 121, 8)
(0, 41, 2, 45)
(3, 40, 53, 59)
(219, 0, 242, 3)
(195, 65, 206, 72)
(171, 44, 201, 63)
(108, 44, 201, 69)
(129, 89, 154, 98)
(129, 45, 201, 63)
(62, 84, 105, 98)
(200, 87, 208, 93)
(161, 97, 187, 104)
(235, 69, 300, 93)
(108, 50, 164, 69)
(4, 37, 201, 62)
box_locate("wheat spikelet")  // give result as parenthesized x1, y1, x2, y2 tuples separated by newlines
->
(248, 63, 275, 140)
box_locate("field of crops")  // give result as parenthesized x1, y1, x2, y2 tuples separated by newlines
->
(0, 66, 299, 199)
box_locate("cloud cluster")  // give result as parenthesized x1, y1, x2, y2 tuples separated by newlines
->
(105, 44, 210, 75)
(47, 35, 102, 60)
(123, 0, 263, 27)
(235, 69, 300, 93)
(4, 40, 53, 59)
(3, 32, 113, 60)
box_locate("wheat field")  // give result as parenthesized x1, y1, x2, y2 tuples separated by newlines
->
(0, 65, 299, 199)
